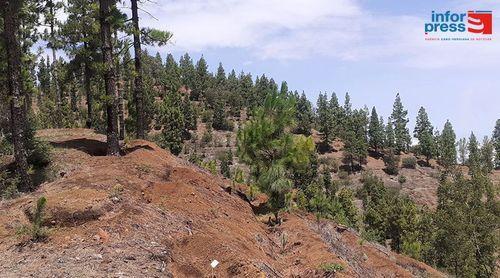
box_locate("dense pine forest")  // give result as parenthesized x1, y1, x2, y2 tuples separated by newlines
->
(0, 0, 499, 277)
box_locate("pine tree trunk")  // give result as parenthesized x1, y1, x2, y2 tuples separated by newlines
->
(99, 0, 120, 155)
(2, 0, 32, 191)
(48, 0, 62, 125)
(131, 0, 145, 139)
(114, 31, 125, 140)
(84, 58, 93, 128)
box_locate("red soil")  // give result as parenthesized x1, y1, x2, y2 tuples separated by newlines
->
(0, 129, 444, 277)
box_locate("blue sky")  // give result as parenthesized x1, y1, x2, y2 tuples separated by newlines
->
(125, 0, 498, 140)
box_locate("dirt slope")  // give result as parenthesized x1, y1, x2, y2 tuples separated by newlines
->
(0, 129, 444, 277)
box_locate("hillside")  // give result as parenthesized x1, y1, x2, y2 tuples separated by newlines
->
(0, 129, 444, 277)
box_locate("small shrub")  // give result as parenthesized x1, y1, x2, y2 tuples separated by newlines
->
(319, 262, 344, 273)
(201, 160, 217, 175)
(201, 109, 213, 123)
(383, 151, 400, 175)
(280, 232, 288, 253)
(247, 183, 260, 201)
(233, 167, 245, 183)
(27, 139, 52, 168)
(402, 157, 417, 169)
(17, 197, 49, 241)
(1, 173, 19, 200)
(338, 170, 349, 180)
(319, 156, 339, 173)
(398, 175, 407, 185)
(109, 184, 124, 203)
(201, 126, 213, 146)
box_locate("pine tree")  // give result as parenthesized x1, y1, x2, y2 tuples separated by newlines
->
(385, 117, 395, 149)
(467, 132, 480, 175)
(414, 107, 435, 163)
(280, 81, 289, 95)
(179, 53, 195, 89)
(98, 0, 120, 155)
(159, 90, 184, 155)
(457, 137, 467, 165)
(329, 93, 341, 136)
(2, 0, 32, 191)
(42, 0, 63, 125)
(439, 120, 456, 168)
(226, 69, 242, 117)
(343, 109, 368, 171)
(192, 56, 210, 100)
(212, 98, 230, 131)
(238, 91, 314, 222)
(391, 93, 411, 153)
(182, 97, 196, 131)
(164, 53, 181, 93)
(130, 0, 147, 139)
(215, 62, 226, 89)
(368, 107, 384, 152)
(493, 119, 500, 169)
(294, 92, 314, 136)
(480, 136, 494, 173)
(316, 92, 332, 148)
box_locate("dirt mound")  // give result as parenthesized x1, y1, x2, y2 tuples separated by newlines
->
(0, 129, 444, 277)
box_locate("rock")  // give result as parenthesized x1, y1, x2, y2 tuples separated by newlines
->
(97, 228, 110, 243)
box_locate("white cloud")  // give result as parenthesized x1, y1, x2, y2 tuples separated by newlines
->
(123, 0, 500, 69)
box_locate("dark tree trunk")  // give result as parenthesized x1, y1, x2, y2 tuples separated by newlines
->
(99, 0, 120, 155)
(84, 58, 93, 128)
(48, 0, 62, 125)
(2, 0, 32, 191)
(131, 0, 145, 139)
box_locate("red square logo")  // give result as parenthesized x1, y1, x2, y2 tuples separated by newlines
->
(468, 11, 493, 34)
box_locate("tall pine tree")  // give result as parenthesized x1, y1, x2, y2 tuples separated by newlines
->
(414, 107, 435, 163)
(368, 107, 384, 152)
(390, 93, 411, 153)
(439, 120, 456, 168)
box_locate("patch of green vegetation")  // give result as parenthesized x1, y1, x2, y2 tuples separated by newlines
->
(17, 197, 49, 241)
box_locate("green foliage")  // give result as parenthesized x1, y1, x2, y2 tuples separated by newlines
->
(358, 173, 429, 257)
(1, 171, 19, 200)
(342, 108, 368, 170)
(390, 94, 411, 153)
(493, 119, 500, 169)
(212, 98, 233, 131)
(457, 137, 467, 165)
(319, 262, 344, 273)
(434, 172, 498, 277)
(294, 92, 314, 136)
(201, 124, 213, 146)
(218, 150, 232, 178)
(383, 150, 400, 175)
(201, 160, 217, 175)
(401, 157, 416, 169)
(384, 117, 395, 149)
(414, 107, 435, 161)
(18, 197, 48, 241)
(158, 90, 185, 155)
(398, 175, 407, 185)
(467, 132, 481, 175)
(368, 107, 384, 152)
(480, 136, 494, 173)
(238, 90, 315, 220)
(439, 120, 457, 168)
